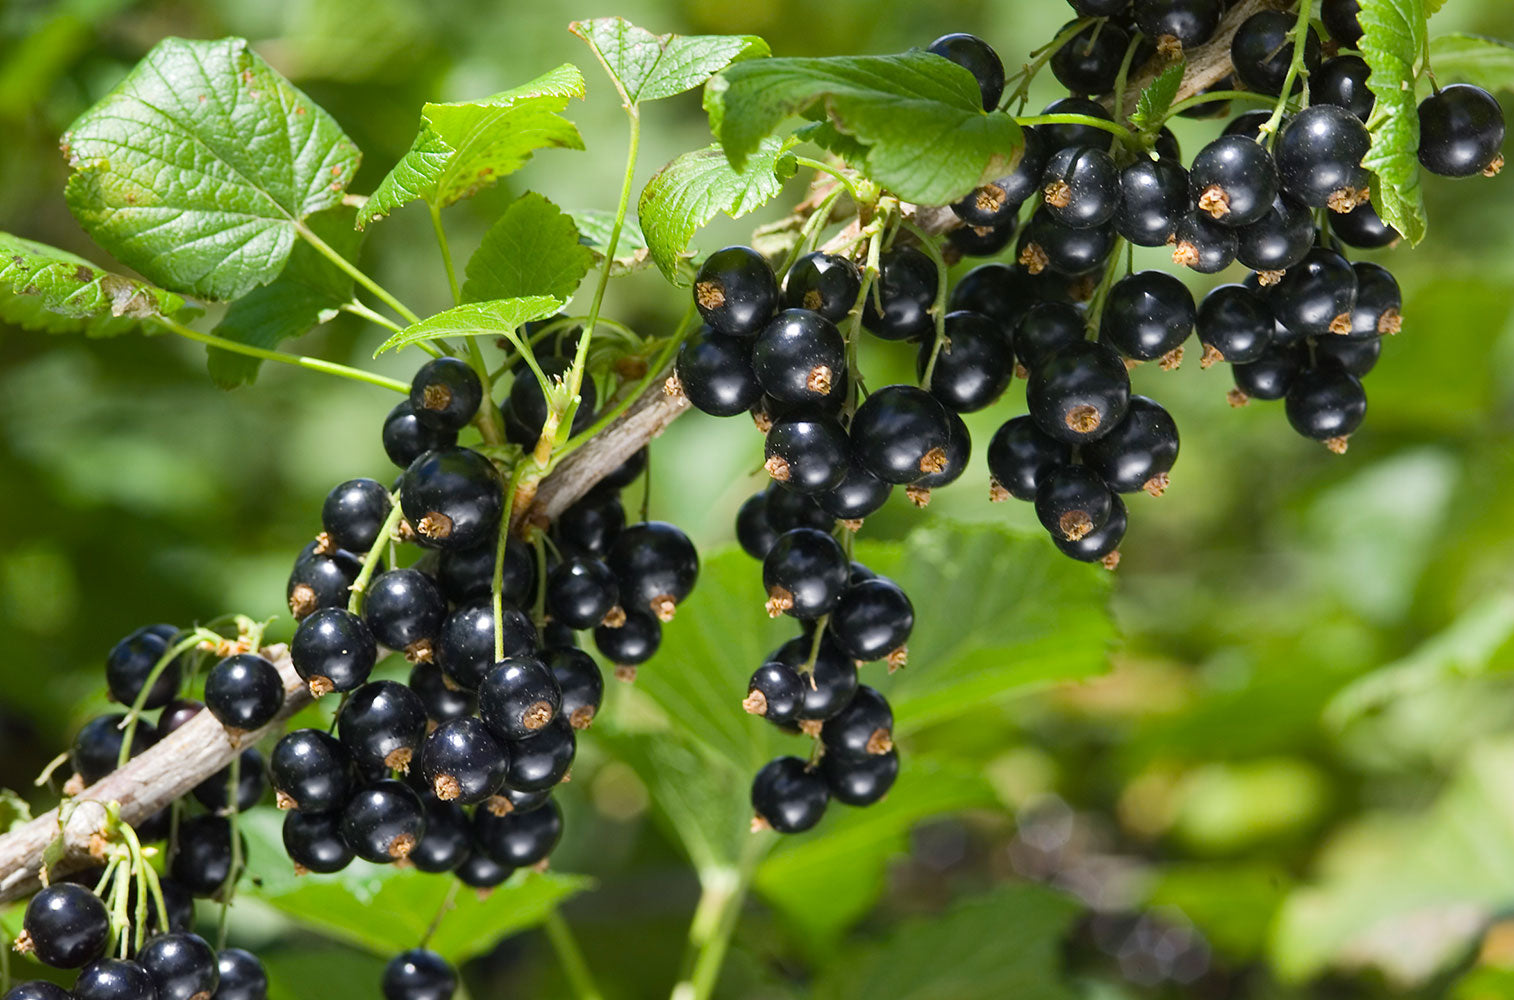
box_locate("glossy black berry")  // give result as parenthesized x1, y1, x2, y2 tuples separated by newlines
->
(454, 849, 512, 889)
(1315, 55, 1375, 121)
(503, 717, 576, 791)
(821, 685, 894, 759)
(21, 883, 108, 968)
(1014, 302, 1085, 371)
(823, 749, 899, 807)
(736, 491, 780, 559)
(916, 311, 1012, 413)
(1038, 97, 1115, 153)
(1135, 0, 1221, 50)
(1418, 84, 1506, 177)
(752, 757, 828, 834)
(1330, 200, 1400, 248)
(1190, 136, 1278, 227)
(987, 415, 1073, 502)
(74, 959, 156, 1000)
(1286, 368, 1367, 444)
(1348, 262, 1402, 338)
(1231, 11, 1321, 94)
(382, 400, 457, 470)
(437, 602, 536, 691)
(408, 662, 475, 725)
(3, 982, 72, 1000)
(171, 814, 241, 897)
(1235, 193, 1314, 273)
(849, 385, 952, 485)
(1197, 284, 1274, 365)
(338, 680, 427, 772)
(816, 455, 893, 522)
(752, 309, 848, 408)
(400, 447, 502, 551)
(862, 247, 937, 341)
(287, 539, 362, 620)
(1051, 19, 1131, 95)
(1083, 395, 1180, 495)
(1322, 0, 1363, 47)
(548, 648, 603, 730)
(505, 355, 597, 443)
(927, 32, 1004, 110)
(1035, 465, 1114, 542)
(291, 607, 376, 696)
(382, 949, 456, 1000)
(674, 325, 761, 417)
(1224, 109, 1275, 140)
(322, 478, 392, 554)
(955, 129, 1049, 227)
(437, 536, 530, 606)
(694, 246, 779, 337)
(1171, 210, 1238, 273)
(745, 661, 804, 725)
(158, 698, 203, 737)
(192, 746, 265, 814)
(106, 625, 182, 710)
(475, 797, 563, 867)
(545, 557, 619, 630)
(281, 808, 354, 874)
(479, 657, 562, 743)
(1272, 248, 1358, 337)
(1027, 340, 1131, 444)
(1020, 210, 1116, 276)
(1054, 492, 1128, 564)
(204, 653, 282, 733)
(342, 779, 426, 863)
(607, 521, 699, 620)
(1314, 334, 1382, 376)
(593, 607, 661, 667)
(1275, 105, 1372, 210)
(271, 727, 353, 813)
(829, 578, 913, 662)
(70, 713, 156, 785)
(554, 490, 624, 560)
(1116, 158, 1188, 247)
(215, 948, 268, 1000)
(764, 481, 835, 534)
(911, 408, 971, 495)
(773, 634, 859, 721)
(1042, 146, 1120, 229)
(363, 568, 447, 660)
(418, 717, 507, 804)
(1232, 343, 1306, 401)
(948, 216, 1018, 258)
(783, 252, 861, 322)
(1069, 0, 1128, 14)
(762, 528, 849, 620)
(409, 356, 482, 434)
(1100, 271, 1195, 363)
(410, 799, 471, 874)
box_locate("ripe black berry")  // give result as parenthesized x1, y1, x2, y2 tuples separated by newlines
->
(1116, 158, 1189, 247)
(503, 716, 576, 791)
(205, 653, 283, 734)
(546, 557, 620, 630)
(762, 527, 849, 619)
(849, 385, 952, 484)
(947, 216, 1018, 258)
(1231, 11, 1321, 94)
(674, 326, 762, 417)
(1042, 146, 1120, 229)
(1315, 55, 1375, 121)
(554, 490, 625, 559)
(822, 749, 899, 807)
(287, 539, 362, 620)
(171, 814, 241, 897)
(773, 634, 859, 721)
(1235, 193, 1315, 273)
(338, 680, 427, 772)
(744, 661, 804, 725)
(751, 757, 828, 833)
(1100, 270, 1195, 364)
(1322, 0, 1363, 47)
(291, 607, 376, 696)
(408, 663, 475, 725)
(409, 356, 482, 433)
(1134, 0, 1221, 51)
(911, 409, 971, 498)
(752, 309, 848, 408)
(106, 625, 182, 709)
(158, 698, 203, 736)
(1038, 97, 1115, 153)
(1014, 302, 1085, 371)
(1232, 343, 1306, 402)
(479, 657, 562, 742)
(1314, 334, 1382, 376)
(400, 447, 503, 551)
(1053, 492, 1128, 565)
(1286, 368, 1367, 446)
(382, 400, 457, 470)
(363, 568, 447, 661)
(474, 797, 563, 867)
(548, 648, 603, 730)
(816, 457, 893, 522)
(1171, 210, 1239, 273)
(607, 520, 699, 621)
(4, 982, 71, 1000)
(382, 949, 456, 1000)
(343, 778, 426, 863)
(1330, 200, 1400, 248)
(74, 959, 156, 1000)
(1035, 465, 1113, 542)
(783, 252, 861, 322)
(916, 311, 1012, 413)
(437, 602, 537, 690)
(736, 491, 780, 559)
(215, 948, 268, 1000)
(283, 809, 355, 874)
(1050, 19, 1131, 96)
(987, 415, 1072, 502)
(70, 713, 156, 785)
(1275, 105, 1372, 211)
(593, 607, 661, 668)
(1198, 284, 1274, 365)
(694, 246, 778, 337)
(20, 883, 108, 968)
(1418, 84, 1506, 177)
(322, 478, 392, 554)
(829, 578, 913, 662)
(927, 33, 1005, 110)
(955, 129, 1049, 226)
(437, 535, 530, 605)
(1271, 248, 1358, 337)
(1349, 262, 1403, 338)
(271, 727, 353, 812)
(862, 247, 938, 341)
(1027, 340, 1131, 444)
(1082, 395, 1180, 495)
(1190, 136, 1278, 227)
(1069, 0, 1127, 14)
(410, 800, 471, 874)
(192, 747, 265, 814)
(419, 717, 507, 803)
(1019, 210, 1116, 276)
(764, 481, 835, 534)
(821, 686, 894, 759)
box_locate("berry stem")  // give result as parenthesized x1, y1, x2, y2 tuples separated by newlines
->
(901, 219, 950, 389)
(154, 316, 411, 393)
(216, 751, 242, 950)
(672, 845, 764, 1000)
(1162, 89, 1277, 119)
(542, 905, 605, 1000)
(1085, 236, 1130, 333)
(465, 338, 507, 447)
(775, 186, 845, 283)
(339, 300, 406, 335)
(791, 156, 869, 207)
(1258, 0, 1317, 145)
(493, 466, 526, 662)
(531, 533, 549, 630)
(1111, 32, 1144, 121)
(1004, 17, 1098, 112)
(116, 631, 205, 768)
(348, 495, 408, 615)
(297, 222, 421, 326)
(1014, 113, 1141, 151)
(428, 202, 463, 307)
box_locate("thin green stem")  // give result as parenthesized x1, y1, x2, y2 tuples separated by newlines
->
(531, 533, 549, 629)
(1112, 33, 1143, 120)
(466, 338, 506, 446)
(1014, 113, 1141, 149)
(543, 906, 604, 1000)
(117, 632, 203, 767)
(671, 844, 764, 1000)
(1163, 89, 1277, 119)
(492, 467, 526, 662)
(341, 300, 405, 334)
(1258, 0, 1317, 146)
(298, 223, 421, 325)
(156, 317, 409, 393)
(791, 156, 868, 206)
(1084, 236, 1130, 333)
(1004, 17, 1097, 111)
(216, 752, 242, 951)
(901, 220, 950, 389)
(348, 496, 406, 614)
(421, 883, 460, 948)
(776, 187, 845, 282)
(429, 203, 462, 306)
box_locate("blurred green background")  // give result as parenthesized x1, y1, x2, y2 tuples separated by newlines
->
(5, 0, 1514, 997)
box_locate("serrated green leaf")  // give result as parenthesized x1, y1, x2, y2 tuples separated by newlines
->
(1429, 33, 1514, 92)
(638, 136, 798, 282)
(603, 732, 751, 873)
(569, 209, 652, 275)
(568, 18, 768, 105)
(61, 37, 361, 301)
(462, 193, 594, 305)
(704, 51, 1022, 206)
(1130, 60, 1186, 133)
(208, 205, 362, 387)
(375, 296, 563, 355)
(359, 64, 586, 229)
(0, 789, 31, 833)
(0, 232, 193, 336)
(1360, 0, 1430, 244)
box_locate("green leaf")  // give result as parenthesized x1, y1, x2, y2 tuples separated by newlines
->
(604, 731, 751, 874)
(241, 810, 591, 962)
(568, 18, 768, 105)
(61, 37, 361, 301)
(208, 205, 363, 387)
(1146, 863, 1292, 962)
(374, 296, 563, 356)
(1360, 0, 1430, 244)
(1130, 60, 1186, 133)
(755, 758, 995, 945)
(0, 789, 31, 833)
(704, 51, 1023, 206)
(569, 209, 651, 275)
(462, 193, 594, 305)
(1429, 33, 1514, 92)
(359, 64, 586, 229)
(0, 232, 193, 336)
(638, 136, 798, 282)
(816, 884, 1082, 1000)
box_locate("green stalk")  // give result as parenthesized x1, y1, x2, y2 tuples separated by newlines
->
(901, 220, 950, 389)
(492, 467, 527, 662)
(1111, 33, 1143, 121)
(216, 752, 242, 950)
(1014, 113, 1141, 149)
(298, 223, 421, 325)
(543, 907, 604, 1000)
(1258, 1, 1317, 145)
(465, 337, 506, 446)
(1004, 17, 1097, 111)
(117, 632, 203, 767)
(429, 203, 462, 306)
(1163, 89, 1277, 119)
(156, 317, 409, 393)
(670, 843, 765, 1000)
(348, 496, 406, 614)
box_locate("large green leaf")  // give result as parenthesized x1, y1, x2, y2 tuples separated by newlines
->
(374, 296, 564, 355)
(704, 51, 1022, 206)
(1360, 0, 1430, 244)
(462, 193, 594, 304)
(1429, 33, 1514, 92)
(241, 810, 591, 962)
(0, 232, 193, 336)
(61, 36, 361, 301)
(815, 884, 1082, 1000)
(638, 137, 798, 282)
(568, 18, 768, 106)
(208, 205, 363, 387)
(358, 64, 586, 229)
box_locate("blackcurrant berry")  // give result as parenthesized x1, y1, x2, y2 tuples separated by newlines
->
(1171, 210, 1239, 273)
(1275, 105, 1372, 211)
(437, 535, 531, 606)
(437, 602, 537, 691)
(593, 607, 661, 669)
(1082, 395, 1180, 495)
(338, 680, 427, 772)
(815, 456, 893, 523)
(735, 491, 780, 559)
(106, 625, 182, 710)
(955, 129, 1049, 226)
(694, 246, 778, 337)
(1068, 0, 1127, 14)
(909, 408, 971, 499)
(503, 716, 576, 791)
(1418, 83, 1506, 177)
(916, 311, 1012, 413)
(479, 657, 562, 743)
(1019, 210, 1116, 276)
(607, 521, 699, 621)
(1231, 11, 1321, 94)
(363, 568, 447, 661)
(1190, 135, 1278, 227)
(287, 539, 362, 620)
(744, 660, 805, 725)
(548, 648, 603, 730)
(474, 797, 563, 867)
(772, 634, 859, 721)
(1179, 77, 1236, 120)
(546, 556, 620, 630)
(215, 948, 268, 1000)
(454, 849, 512, 889)
(947, 216, 1019, 258)
(1313, 334, 1382, 376)
(382, 400, 457, 470)
(205, 653, 283, 734)
(862, 247, 937, 341)
(821, 686, 894, 759)
(849, 385, 952, 484)
(1014, 302, 1086, 371)
(400, 447, 503, 551)
(1027, 340, 1131, 444)
(829, 578, 913, 662)
(1235, 193, 1315, 273)
(783, 252, 862, 322)
(751, 757, 828, 834)
(343, 778, 426, 863)
(1135, 0, 1221, 51)
(1330, 200, 1400, 249)
(554, 490, 624, 559)
(1315, 55, 1375, 121)
(1099, 270, 1195, 364)
(1322, 0, 1363, 48)
(271, 727, 354, 813)
(927, 32, 1005, 110)
(752, 309, 848, 408)
(1232, 343, 1306, 402)
(1038, 97, 1115, 153)
(419, 717, 507, 804)
(170, 814, 242, 897)
(20, 883, 108, 968)
(762, 527, 849, 620)
(282, 809, 353, 874)
(1050, 19, 1131, 95)
(291, 607, 376, 697)
(407, 662, 474, 725)
(1349, 262, 1403, 338)
(674, 325, 762, 419)
(158, 698, 203, 737)
(3, 982, 71, 1000)
(1036, 464, 1114, 541)
(70, 714, 156, 785)
(764, 481, 835, 534)
(322, 479, 392, 554)
(74, 959, 156, 1000)
(822, 748, 899, 807)
(987, 415, 1073, 502)
(409, 356, 482, 434)
(1042, 146, 1120, 229)
(1271, 247, 1358, 337)
(1286, 368, 1367, 446)
(192, 746, 265, 814)
(1053, 492, 1128, 564)
(1197, 283, 1274, 365)
(410, 799, 471, 874)
(1223, 109, 1275, 140)
(1116, 158, 1189, 247)
(382, 949, 456, 1000)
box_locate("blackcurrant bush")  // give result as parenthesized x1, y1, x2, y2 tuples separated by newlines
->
(1315, 55, 1375, 121)
(916, 310, 1012, 412)
(1019, 210, 1116, 276)
(410, 800, 471, 874)
(822, 748, 899, 807)
(170, 814, 241, 897)
(282, 809, 354, 874)
(862, 247, 937, 341)
(478, 657, 562, 743)
(1190, 135, 1278, 227)
(20, 883, 108, 968)
(343, 779, 426, 863)
(74, 959, 156, 1000)
(752, 309, 848, 408)
(548, 648, 603, 730)
(409, 356, 482, 433)
(1418, 83, 1506, 177)
(674, 325, 762, 418)
(287, 539, 362, 620)
(1042, 146, 1120, 229)
(1349, 262, 1403, 338)
(1271, 247, 1358, 337)
(821, 686, 894, 759)
(1038, 97, 1115, 153)
(954, 129, 1049, 226)
(382, 400, 457, 470)
(783, 252, 862, 322)
(1275, 105, 1372, 211)
(408, 662, 475, 725)
(106, 626, 182, 709)
(1231, 11, 1321, 94)
(1314, 334, 1382, 377)
(382, 948, 457, 1000)
(475, 797, 563, 867)
(751, 757, 828, 834)
(1116, 158, 1189, 247)
(1286, 368, 1367, 447)
(554, 490, 625, 560)
(1231, 343, 1306, 402)
(694, 246, 778, 337)
(1035, 465, 1114, 541)
(271, 727, 353, 813)
(437, 602, 537, 690)
(1099, 270, 1195, 364)
(1053, 492, 1128, 565)
(322, 478, 392, 554)
(1171, 210, 1239, 273)
(735, 491, 780, 559)
(291, 607, 376, 696)
(363, 568, 447, 661)
(1014, 302, 1086, 371)
(215, 949, 268, 1000)
(338, 680, 427, 772)
(927, 32, 1005, 110)
(192, 746, 265, 814)
(1050, 19, 1131, 95)
(546, 556, 620, 630)
(593, 607, 661, 668)
(1197, 283, 1274, 365)
(815, 457, 893, 523)
(1027, 340, 1131, 444)
(503, 717, 576, 791)
(744, 661, 805, 725)
(205, 653, 283, 734)
(764, 481, 835, 533)
(849, 385, 952, 484)
(419, 717, 507, 804)
(1330, 200, 1400, 249)
(70, 713, 156, 785)
(400, 447, 503, 551)
(607, 520, 699, 621)
(1082, 395, 1180, 495)
(987, 415, 1072, 502)
(1322, 0, 1363, 48)
(1235, 193, 1315, 273)
(829, 578, 913, 662)
(1135, 0, 1221, 51)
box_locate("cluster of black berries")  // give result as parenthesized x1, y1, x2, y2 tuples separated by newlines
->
(11, 877, 267, 1000)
